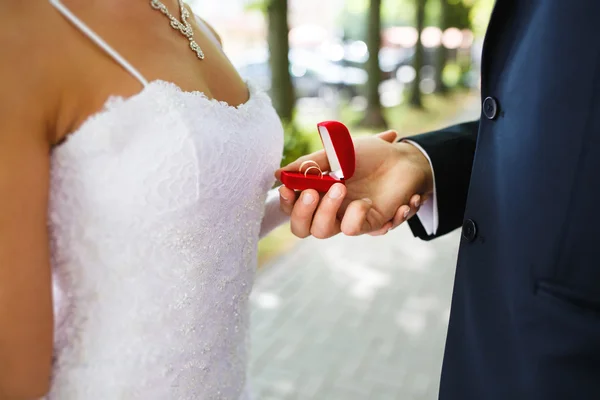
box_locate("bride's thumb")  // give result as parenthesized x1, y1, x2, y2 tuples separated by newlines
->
(376, 130, 399, 143)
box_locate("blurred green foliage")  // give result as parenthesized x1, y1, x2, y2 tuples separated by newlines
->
(341, 0, 493, 40)
(243, 0, 496, 166)
(281, 122, 314, 167)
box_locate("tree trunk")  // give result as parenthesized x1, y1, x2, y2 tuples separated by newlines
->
(410, 0, 427, 108)
(359, 0, 387, 129)
(435, 0, 449, 94)
(267, 0, 295, 122)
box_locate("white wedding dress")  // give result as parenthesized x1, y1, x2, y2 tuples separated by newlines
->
(46, 1, 286, 399)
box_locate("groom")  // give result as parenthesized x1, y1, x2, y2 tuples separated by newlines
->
(277, 2, 600, 399)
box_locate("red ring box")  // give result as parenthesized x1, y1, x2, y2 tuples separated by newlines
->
(281, 121, 356, 193)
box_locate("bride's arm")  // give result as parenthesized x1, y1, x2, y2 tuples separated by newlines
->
(0, 45, 54, 400)
(259, 187, 290, 238)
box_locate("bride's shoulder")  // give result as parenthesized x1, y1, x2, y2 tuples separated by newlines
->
(0, 3, 62, 85)
(0, 2, 59, 43)
(0, 3, 66, 142)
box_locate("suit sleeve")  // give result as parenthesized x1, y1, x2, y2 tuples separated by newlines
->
(405, 120, 479, 241)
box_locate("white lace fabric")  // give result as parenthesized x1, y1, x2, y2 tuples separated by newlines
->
(47, 79, 285, 399)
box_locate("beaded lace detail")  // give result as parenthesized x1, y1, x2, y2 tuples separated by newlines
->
(47, 80, 284, 399)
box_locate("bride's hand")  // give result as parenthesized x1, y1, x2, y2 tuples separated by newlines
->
(275, 131, 434, 239)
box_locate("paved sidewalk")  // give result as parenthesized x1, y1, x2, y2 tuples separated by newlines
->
(249, 226, 461, 400)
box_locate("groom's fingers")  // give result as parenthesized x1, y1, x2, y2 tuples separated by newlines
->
(290, 190, 320, 238)
(412, 193, 429, 209)
(391, 205, 412, 230)
(376, 130, 399, 143)
(390, 194, 427, 230)
(368, 221, 393, 236)
(405, 194, 422, 221)
(340, 199, 386, 236)
(309, 183, 346, 239)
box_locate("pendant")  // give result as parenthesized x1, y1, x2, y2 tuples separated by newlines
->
(151, 0, 205, 61)
(190, 40, 205, 60)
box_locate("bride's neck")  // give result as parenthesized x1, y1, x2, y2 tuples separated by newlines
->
(58, 0, 184, 23)
(60, 0, 183, 15)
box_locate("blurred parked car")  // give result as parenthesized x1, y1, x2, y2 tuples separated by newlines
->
(335, 40, 417, 80)
(235, 48, 367, 99)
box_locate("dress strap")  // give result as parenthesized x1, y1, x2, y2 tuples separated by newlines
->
(49, 0, 149, 87)
(194, 15, 222, 49)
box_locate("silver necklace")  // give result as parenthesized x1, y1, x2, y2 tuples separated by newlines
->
(150, 0, 205, 60)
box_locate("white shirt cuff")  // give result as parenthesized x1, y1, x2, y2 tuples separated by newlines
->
(402, 140, 439, 236)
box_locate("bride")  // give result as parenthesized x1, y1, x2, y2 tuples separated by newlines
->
(0, 0, 418, 398)
(0, 0, 289, 398)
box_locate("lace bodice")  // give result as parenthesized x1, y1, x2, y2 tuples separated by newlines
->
(47, 79, 284, 399)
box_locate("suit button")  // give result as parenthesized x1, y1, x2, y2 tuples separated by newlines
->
(462, 219, 478, 242)
(483, 96, 498, 120)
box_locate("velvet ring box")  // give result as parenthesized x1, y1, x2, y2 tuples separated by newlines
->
(281, 121, 356, 193)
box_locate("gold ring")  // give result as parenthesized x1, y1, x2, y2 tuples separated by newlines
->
(303, 166, 323, 179)
(299, 160, 320, 174)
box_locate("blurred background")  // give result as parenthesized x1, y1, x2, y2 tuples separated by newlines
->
(189, 0, 493, 398)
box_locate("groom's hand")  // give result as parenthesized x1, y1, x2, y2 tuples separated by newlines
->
(275, 131, 434, 238)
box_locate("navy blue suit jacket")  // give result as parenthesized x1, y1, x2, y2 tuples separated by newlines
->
(407, 2, 600, 399)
